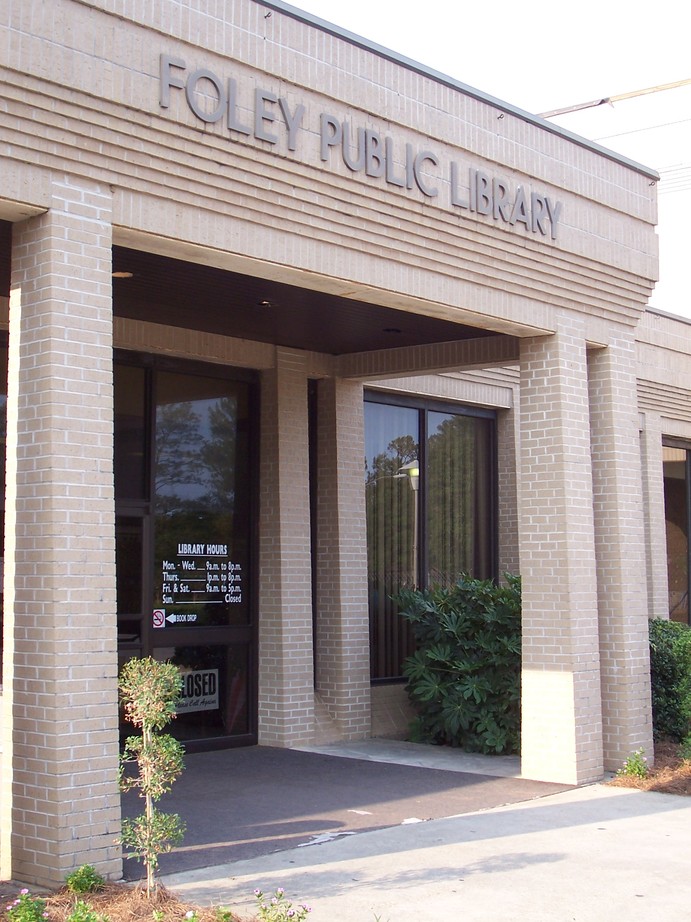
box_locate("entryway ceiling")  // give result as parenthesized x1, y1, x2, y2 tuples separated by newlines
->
(0, 223, 494, 355)
(111, 247, 492, 355)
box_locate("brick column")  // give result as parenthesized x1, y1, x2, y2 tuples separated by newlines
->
(258, 349, 314, 745)
(519, 316, 603, 785)
(588, 335, 653, 770)
(314, 378, 371, 739)
(497, 406, 520, 576)
(4, 177, 121, 886)
(639, 412, 669, 621)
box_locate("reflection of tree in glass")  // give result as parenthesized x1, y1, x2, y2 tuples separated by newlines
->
(155, 398, 239, 515)
(199, 398, 237, 514)
(366, 434, 418, 484)
(154, 402, 204, 514)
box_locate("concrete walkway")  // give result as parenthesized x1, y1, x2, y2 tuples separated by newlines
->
(124, 741, 566, 879)
(160, 741, 691, 921)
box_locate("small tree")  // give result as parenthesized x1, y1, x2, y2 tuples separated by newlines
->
(119, 656, 186, 896)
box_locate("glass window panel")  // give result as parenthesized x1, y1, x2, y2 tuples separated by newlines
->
(116, 515, 143, 620)
(427, 412, 493, 586)
(663, 447, 689, 623)
(365, 402, 419, 680)
(153, 372, 251, 627)
(152, 644, 249, 740)
(114, 365, 147, 500)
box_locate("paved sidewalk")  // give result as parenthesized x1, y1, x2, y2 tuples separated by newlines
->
(159, 742, 691, 921)
(162, 783, 691, 921)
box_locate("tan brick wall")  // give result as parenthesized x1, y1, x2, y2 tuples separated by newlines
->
(4, 177, 121, 886)
(519, 315, 603, 785)
(588, 333, 653, 770)
(314, 378, 371, 739)
(258, 349, 315, 746)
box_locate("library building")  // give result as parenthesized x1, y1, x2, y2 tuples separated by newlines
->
(1, 0, 690, 887)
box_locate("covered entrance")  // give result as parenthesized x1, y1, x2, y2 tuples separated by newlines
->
(109, 243, 495, 751)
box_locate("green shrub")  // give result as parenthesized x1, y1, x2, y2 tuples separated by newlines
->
(649, 618, 691, 741)
(396, 574, 521, 754)
(65, 865, 105, 894)
(5, 890, 46, 922)
(65, 901, 108, 922)
(678, 733, 691, 761)
(253, 888, 311, 921)
(615, 748, 649, 779)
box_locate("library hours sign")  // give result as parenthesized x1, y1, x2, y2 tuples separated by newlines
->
(153, 540, 243, 628)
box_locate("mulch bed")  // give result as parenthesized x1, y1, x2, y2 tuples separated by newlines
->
(608, 737, 691, 795)
(0, 884, 244, 922)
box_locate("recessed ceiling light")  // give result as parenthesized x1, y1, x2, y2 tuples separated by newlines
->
(112, 271, 134, 279)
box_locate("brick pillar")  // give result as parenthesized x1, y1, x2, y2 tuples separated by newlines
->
(314, 377, 371, 739)
(3, 178, 121, 886)
(497, 406, 520, 576)
(258, 349, 314, 745)
(639, 412, 669, 621)
(588, 335, 654, 770)
(519, 317, 603, 785)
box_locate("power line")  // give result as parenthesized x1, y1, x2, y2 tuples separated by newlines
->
(658, 164, 691, 195)
(594, 116, 691, 142)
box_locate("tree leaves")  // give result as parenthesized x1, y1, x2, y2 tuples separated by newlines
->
(397, 574, 521, 754)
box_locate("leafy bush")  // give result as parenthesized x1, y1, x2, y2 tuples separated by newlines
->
(64, 901, 108, 922)
(65, 866, 105, 895)
(253, 888, 311, 921)
(396, 574, 521, 754)
(5, 890, 47, 922)
(649, 618, 691, 741)
(615, 748, 649, 779)
(678, 733, 691, 761)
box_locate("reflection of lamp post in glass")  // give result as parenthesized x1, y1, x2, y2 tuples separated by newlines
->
(397, 460, 419, 587)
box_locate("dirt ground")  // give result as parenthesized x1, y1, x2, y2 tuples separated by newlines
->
(2, 738, 689, 920)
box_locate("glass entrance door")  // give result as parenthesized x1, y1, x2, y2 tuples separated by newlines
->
(115, 357, 257, 748)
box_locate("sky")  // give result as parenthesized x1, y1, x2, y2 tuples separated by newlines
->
(285, 0, 691, 318)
